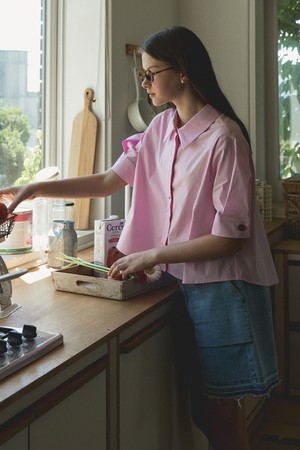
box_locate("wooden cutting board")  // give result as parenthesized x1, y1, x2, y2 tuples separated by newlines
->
(68, 88, 98, 229)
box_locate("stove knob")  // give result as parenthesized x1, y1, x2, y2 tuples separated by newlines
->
(8, 331, 23, 347)
(22, 324, 37, 340)
(0, 340, 7, 355)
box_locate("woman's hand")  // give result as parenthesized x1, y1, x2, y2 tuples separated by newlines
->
(0, 184, 37, 213)
(108, 249, 157, 280)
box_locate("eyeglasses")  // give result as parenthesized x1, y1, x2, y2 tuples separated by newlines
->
(138, 66, 173, 83)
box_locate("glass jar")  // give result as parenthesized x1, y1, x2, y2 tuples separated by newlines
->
(47, 220, 77, 269)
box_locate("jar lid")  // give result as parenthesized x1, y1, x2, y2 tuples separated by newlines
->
(35, 166, 60, 181)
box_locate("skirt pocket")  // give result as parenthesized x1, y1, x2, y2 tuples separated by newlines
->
(181, 281, 253, 348)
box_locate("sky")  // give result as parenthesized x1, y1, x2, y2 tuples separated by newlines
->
(0, 0, 41, 92)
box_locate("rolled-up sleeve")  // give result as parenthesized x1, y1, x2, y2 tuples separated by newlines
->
(212, 212, 250, 238)
(211, 133, 252, 238)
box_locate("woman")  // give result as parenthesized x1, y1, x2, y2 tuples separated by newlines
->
(0, 26, 279, 450)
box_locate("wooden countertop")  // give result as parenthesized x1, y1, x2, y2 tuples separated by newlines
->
(0, 248, 178, 420)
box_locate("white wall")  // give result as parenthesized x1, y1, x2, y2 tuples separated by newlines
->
(178, 0, 265, 177)
(179, 0, 250, 126)
(61, 0, 103, 171)
(59, 0, 105, 222)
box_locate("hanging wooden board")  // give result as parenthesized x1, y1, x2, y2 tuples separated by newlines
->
(68, 88, 98, 229)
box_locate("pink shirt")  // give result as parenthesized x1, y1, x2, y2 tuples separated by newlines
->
(112, 104, 278, 285)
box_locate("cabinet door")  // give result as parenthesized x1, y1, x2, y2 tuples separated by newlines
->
(289, 262, 300, 321)
(119, 318, 172, 450)
(30, 371, 106, 450)
(170, 297, 210, 450)
(0, 429, 28, 450)
(288, 261, 300, 395)
(289, 332, 300, 394)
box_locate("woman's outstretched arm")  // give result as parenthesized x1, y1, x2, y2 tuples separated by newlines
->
(0, 169, 126, 213)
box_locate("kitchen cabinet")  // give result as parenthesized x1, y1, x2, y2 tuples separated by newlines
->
(30, 371, 106, 450)
(272, 239, 300, 396)
(0, 296, 211, 450)
(118, 298, 210, 450)
(0, 355, 107, 450)
(0, 261, 179, 450)
(119, 313, 172, 450)
(288, 261, 300, 394)
(0, 429, 28, 450)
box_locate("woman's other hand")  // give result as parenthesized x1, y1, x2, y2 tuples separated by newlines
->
(108, 249, 157, 280)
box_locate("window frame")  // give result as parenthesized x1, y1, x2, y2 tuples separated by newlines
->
(43, 0, 64, 169)
(264, 0, 285, 208)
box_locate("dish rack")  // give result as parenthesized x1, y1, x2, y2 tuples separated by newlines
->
(282, 176, 300, 239)
(0, 214, 16, 241)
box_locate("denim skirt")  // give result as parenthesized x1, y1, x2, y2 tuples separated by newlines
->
(179, 280, 280, 399)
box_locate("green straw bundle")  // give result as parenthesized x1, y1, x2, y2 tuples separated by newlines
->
(56, 253, 162, 283)
(56, 253, 110, 274)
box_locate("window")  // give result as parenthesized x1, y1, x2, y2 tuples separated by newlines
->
(0, 1, 97, 265)
(278, 0, 300, 179)
(265, 0, 300, 204)
(0, 0, 66, 267)
(0, 0, 44, 188)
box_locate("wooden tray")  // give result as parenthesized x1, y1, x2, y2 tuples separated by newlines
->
(51, 265, 176, 300)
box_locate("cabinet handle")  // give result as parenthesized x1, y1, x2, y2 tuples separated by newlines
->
(120, 315, 169, 353)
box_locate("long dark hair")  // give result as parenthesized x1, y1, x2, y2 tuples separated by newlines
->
(139, 26, 250, 146)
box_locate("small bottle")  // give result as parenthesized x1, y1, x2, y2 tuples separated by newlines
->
(47, 220, 77, 269)
(65, 202, 75, 222)
(52, 200, 66, 221)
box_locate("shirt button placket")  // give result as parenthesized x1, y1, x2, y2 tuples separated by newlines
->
(164, 132, 180, 245)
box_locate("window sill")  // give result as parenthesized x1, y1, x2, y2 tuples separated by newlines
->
(1, 230, 94, 270)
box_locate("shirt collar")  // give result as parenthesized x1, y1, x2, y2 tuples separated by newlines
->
(163, 104, 222, 148)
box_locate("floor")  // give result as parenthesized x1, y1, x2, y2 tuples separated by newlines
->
(250, 396, 300, 450)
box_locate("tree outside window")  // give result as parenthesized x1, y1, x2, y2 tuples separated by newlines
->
(278, 0, 300, 178)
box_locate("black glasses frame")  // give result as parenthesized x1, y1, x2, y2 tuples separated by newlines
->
(138, 66, 173, 83)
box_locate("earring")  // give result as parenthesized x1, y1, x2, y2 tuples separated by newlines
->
(181, 79, 185, 84)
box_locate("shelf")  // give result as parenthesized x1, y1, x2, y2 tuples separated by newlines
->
(272, 239, 300, 254)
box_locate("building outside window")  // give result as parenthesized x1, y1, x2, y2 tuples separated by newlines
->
(0, 0, 44, 188)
